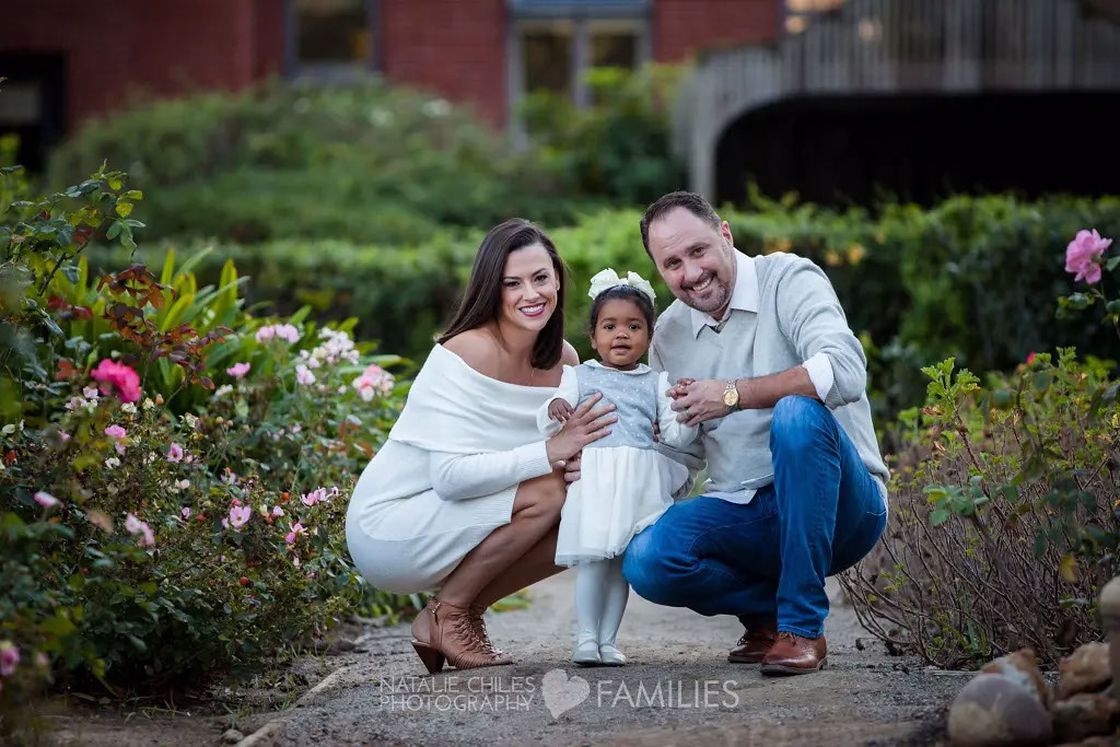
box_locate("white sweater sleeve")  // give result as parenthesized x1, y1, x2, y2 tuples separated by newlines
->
(535, 364, 581, 436)
(429, 442, 553, 501)
(655, 371, 699, 449)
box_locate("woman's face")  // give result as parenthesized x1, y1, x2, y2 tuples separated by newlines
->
(498, 243, 560, 335)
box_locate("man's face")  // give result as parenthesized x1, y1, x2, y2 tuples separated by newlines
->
(646, 207, 736, 316)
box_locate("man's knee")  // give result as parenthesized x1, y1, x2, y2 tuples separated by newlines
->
(770, 395, 830, 452)
(622, 529, 694, 607)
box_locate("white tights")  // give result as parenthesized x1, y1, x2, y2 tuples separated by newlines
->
(574, 557, 629, 645)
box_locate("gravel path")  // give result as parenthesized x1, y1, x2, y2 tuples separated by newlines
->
(254, 572, 965, 746)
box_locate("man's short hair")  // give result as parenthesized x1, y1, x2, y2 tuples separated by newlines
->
(640, 191, 722, 255)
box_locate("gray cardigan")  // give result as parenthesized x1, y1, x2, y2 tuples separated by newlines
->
(649, 251, 889, 497)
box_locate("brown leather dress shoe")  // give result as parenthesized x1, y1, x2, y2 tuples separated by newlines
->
(760, 632, 828, 675)
(727, 623, 778, 664)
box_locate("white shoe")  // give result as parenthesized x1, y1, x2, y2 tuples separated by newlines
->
(572, 637, 601, 666)
(599, 644, 626, 666)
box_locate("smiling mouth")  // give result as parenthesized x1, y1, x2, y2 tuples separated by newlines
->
(688, 276, 714, 293)
(520, 303, 546, 317)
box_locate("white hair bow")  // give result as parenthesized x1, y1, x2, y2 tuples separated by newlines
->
(587, 268, 656, 304)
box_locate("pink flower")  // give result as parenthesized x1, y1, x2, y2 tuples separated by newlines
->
(296, 365, 316, 386)
(166, 442, 184, 463)
(1065, 229, 1112, 285)
(255, 326, 276, 343)
(124, 513, 155, 547)
(104, 424, 127, 440)
(277, 324, 300, 344)
(285, 522, 306, 545)
(59, 430, 71, 443)
(272, 506, 284, 517)
(227, 362, 251, 378)
(90, 359, 141, 403)
(181, 506, 191, 519)
(0, 644, 19, 677)
(351, 364, 395, 401)
(1026, 351, 1037, 365)
(34, 491, 59, 509)
(229, 505, 252, 529)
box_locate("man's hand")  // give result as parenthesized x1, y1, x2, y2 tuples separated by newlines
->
(548, 398, 574, 422)
(563, 452, 582, 484)
(669, 378, 732, 427)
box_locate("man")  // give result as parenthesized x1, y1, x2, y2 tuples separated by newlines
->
(621, 191, 889, 675)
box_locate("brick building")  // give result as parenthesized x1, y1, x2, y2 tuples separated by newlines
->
(0, 0, 784, 168)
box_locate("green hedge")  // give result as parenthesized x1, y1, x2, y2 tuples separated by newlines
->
(90, 193, 1120, 421)
(47, 78, 598, 245)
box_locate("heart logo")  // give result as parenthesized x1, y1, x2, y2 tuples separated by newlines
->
(541, 668, 590, 719)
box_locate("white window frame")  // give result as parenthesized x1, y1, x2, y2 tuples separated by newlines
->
(507, 9, 650, 136)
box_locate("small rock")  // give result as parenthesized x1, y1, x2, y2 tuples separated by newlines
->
(1052, 693, 1120, 742)
(948, 673, 1052, 746)
(981, 648, 1050, 706)
(222, 728, 244, 744)
(1057, 642, 1111, 700)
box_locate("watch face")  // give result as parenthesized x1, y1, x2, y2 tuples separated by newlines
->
(723, 390, 737, 406)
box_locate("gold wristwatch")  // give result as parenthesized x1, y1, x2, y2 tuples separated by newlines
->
(722, 379, 740, 411)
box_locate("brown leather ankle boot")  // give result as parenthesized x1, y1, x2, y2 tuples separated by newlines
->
(410, 598, 512, 673)
(468, 603, 513, 664)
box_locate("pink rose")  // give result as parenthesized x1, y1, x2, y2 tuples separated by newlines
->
(104, 424, 127, 440)
(124, 513, 155, 547)
(285, 522, 306, 545)
(1065, 229, 1112, 285)
(34, 491, 60, 509)
(90, 359, 142, 403)
(229, 505, 252, 529)
(227, 362, 251, 379)
(0, 644, 19, 677)
(166, 442, 184, 463)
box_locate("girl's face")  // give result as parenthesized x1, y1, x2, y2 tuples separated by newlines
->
(591, 298, 650, 370)
(499, 243, 560, 335)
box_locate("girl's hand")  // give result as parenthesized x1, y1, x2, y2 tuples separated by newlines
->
(548, 398, 575, 422)
(546, 392, 616, 465)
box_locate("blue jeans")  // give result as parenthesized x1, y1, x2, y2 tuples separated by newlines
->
(622, 395, 887, 638)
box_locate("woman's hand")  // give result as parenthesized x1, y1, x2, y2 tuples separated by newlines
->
(546, 392, 616, 465)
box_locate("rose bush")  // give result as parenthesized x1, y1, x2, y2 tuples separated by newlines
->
(0, 163, 417, 740)
(843, 228, 1120, 669)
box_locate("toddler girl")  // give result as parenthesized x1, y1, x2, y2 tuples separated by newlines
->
(537, 269, 697, 666)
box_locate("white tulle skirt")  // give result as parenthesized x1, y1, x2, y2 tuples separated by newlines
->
(555, 446, 688, 567)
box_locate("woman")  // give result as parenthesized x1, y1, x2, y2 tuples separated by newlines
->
(346, 218, 615, 673)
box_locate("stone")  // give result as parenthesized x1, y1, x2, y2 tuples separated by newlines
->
(1052, 693, 1120, 742)
(1058, 642, 1112, 700)
(980, 648, 1050, 706)
(948, 673, 1052, 746)
(222, 728, 244, 744)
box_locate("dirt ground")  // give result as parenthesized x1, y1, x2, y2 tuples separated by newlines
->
(41, 572, 968, 746)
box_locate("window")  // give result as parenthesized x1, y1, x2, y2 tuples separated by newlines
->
(784, 0, 847, 35)
(286, 0, 375, 79)
(509, 0, 649, 123)
(0, 54, 65, 172)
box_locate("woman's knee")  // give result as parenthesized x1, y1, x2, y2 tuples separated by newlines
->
(513, 471, 566, 521)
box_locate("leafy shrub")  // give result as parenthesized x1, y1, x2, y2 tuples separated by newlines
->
(0, 164, 417, 738)
(47, 78, 595, 245)
(520, 65, 686, 205)
(841, 228, 1120, 669)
